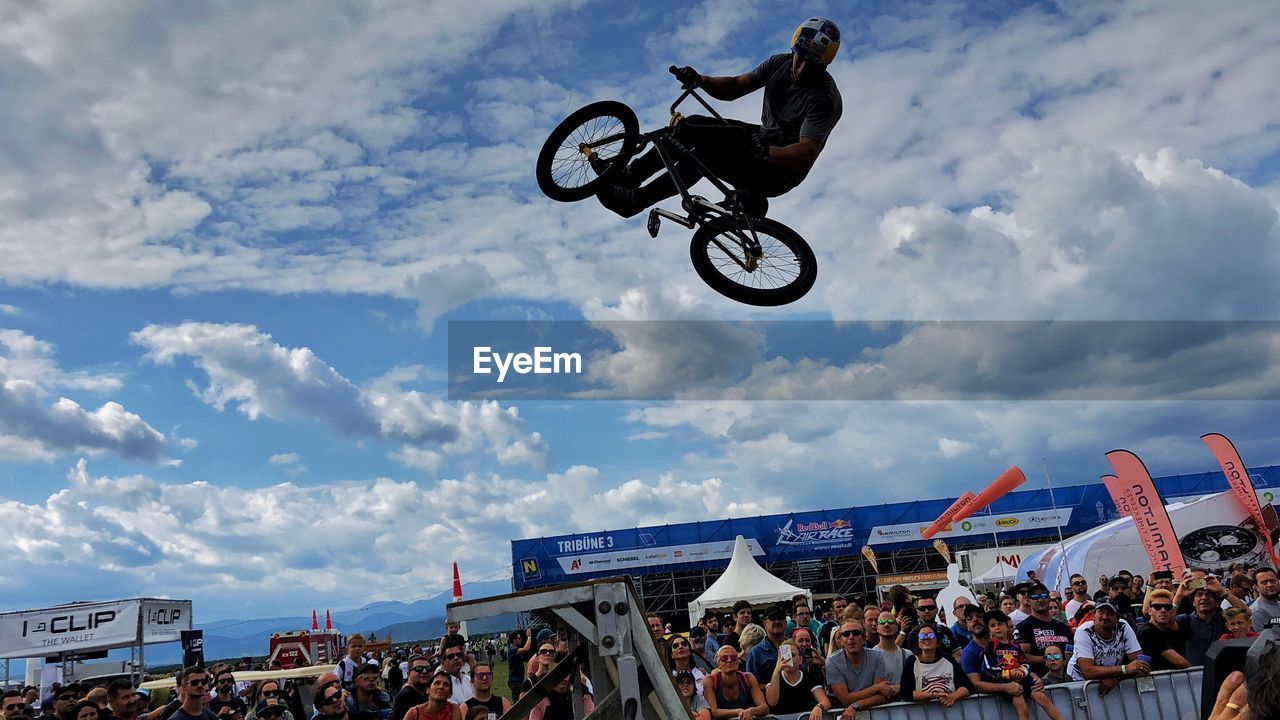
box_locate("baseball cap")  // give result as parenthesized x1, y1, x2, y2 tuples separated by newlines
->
(1093, 600, 1119, 614)
(356, 662, 381, 678)
(762, 606, 788, 621)
(673, 670, 696, 683)
(1151, 570, 1174, 580)
(255, 699, 287, 717)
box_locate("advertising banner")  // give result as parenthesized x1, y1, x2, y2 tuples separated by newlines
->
(922, 492, 977, 540)
(953, 466, 1027, 522)
(1202, 433, 1279, 565)
(141, 600, 192, 644)
(0, 600, 141, 659)
(556, 538, 766, 575)
(181, 629, 204, 667)
(866, 509, 1072, 546)
(1105, 450, 1187, 577)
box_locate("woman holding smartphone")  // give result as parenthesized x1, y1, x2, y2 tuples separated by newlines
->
(764, 640, 830, 720)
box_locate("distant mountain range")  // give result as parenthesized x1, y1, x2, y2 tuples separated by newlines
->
(141, 579, 518, 667)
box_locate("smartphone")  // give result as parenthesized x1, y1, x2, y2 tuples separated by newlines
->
(780, 645, 793, 665)
(1189, 578, 1207, 590)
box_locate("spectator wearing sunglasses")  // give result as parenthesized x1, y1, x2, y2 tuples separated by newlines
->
(900, 626, 972, 707)
(345, 664, 392, 720)
(210, 671, 247, 720)
(703, 646, 767, 720)
(1040, 646, 1071, 686)
(667, 636, 707, 695)
(434, 641, 474, 706)
(462, 664, 509, 718)
(685, 627, 717, 674)
(867, 612, 912, 690)
(907, 597, 958, 660)
(3, 691, 31, 720)
(1014, 583, 1073, 675)
(518, 642, 558, 700)
(169, 668, 213, 720)
(246, 682, 292, 720)
(391, 656, 432, 720)
(252, 699, 287, 720)
(1137, 589, 1191, 671)
(312, 687, 348, 720)
(825, 621, 892, 717)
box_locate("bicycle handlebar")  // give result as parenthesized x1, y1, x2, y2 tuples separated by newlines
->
(668, 65, 726, 124)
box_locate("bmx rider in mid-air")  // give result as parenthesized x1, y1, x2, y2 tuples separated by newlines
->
(595, 16, 844, 218)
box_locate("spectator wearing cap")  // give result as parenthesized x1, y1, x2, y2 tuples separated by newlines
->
(673, 671, 711, 720)
(391, 655, 432, 720)
(252, 699, 287, 720)
(1136, 589, 1191, 671)
(1013, 582, 1072, 676)
(825, 621, 892, 717)
(436, 639, 474, 705)
(1067, 600, 1147, 695)
(345, 664, 392, 720)
(686, 627, 716, 673)
(745, 606, 788, 681)
(1009, 584, 1033, 626)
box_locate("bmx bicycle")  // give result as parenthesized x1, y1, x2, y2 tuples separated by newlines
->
(534, 66, 817, 307)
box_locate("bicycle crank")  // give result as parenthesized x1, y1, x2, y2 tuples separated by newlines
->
(744, 245, 763, 271)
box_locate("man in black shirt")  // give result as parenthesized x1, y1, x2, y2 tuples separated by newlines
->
(503, 631, 533, 701)
(169, 667, 216, 720)
(207, 671, 245, 720)
(595, 17, 843, 218)
(1014, 583, 1073, 676)
(1137, 589, 1191, 671)
(905, 596, 958, 659)
(463, 664, 510, 718)
(104, 681, 140, 720)
(390, 655, 430, 720)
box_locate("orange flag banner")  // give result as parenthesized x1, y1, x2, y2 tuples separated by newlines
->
(1101, 474, 1131, 517)
(922, 491, 977, 539)
(861, 545, 880, 574)
(1201, 433, 1278, 565)
(1105, 449, 1186, 576)
(952, 466, 1027, 523)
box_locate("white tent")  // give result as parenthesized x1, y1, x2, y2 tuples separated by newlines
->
(686, 536, 810, 627)
(973, 560, 1019, 585)
(1018, 490, 1261, 587)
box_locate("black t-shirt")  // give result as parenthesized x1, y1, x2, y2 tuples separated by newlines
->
(744, 55, 843, 184)
(768, 668, 823, 715)
(464, 696, 504, 716)
(1013, 616, 1073, 667)
(505, 646, 528, 685)
(1180, 612, 1227, 666)
(1137, 622, 1191, 670)
(208, 697, 247, 718)
(391, 686, 426, 720)
(168, 709, 219, 720)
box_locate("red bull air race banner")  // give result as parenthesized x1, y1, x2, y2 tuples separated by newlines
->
(511, 464, 1280, 589)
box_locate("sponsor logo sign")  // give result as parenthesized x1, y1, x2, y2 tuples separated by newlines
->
(556, 539, 766, 575)
(866, 509, 1071, 546)
(775, 518, 855, 547)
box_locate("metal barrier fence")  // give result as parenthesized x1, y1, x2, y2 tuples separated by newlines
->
(763, 668, 1203, 720)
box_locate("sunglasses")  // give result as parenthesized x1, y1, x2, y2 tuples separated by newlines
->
(442, 653, 463, 661)
(538, 649, 556, 656)
(319, 695, 341, 707)
(876, 618, 898, 625)
(474, 672, 493, 680)
(1072, 580, 1087, 586)
(410, 666, 430, 674)
(841, 630, 864, 637)
(1045, 653, 1063, 660)
(187, 679, 209, 687)
(1029, 593, 1050, 600)
(261, 691, 281, 698)
(718, 656, 740, 664)
(218, 679, 235, 685)
(1151, 603, 1174, 611)
(917, 605, 937, 611)
(917, 631, 936, 640)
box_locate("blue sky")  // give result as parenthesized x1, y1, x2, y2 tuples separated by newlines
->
(2, 0, 1280, 622)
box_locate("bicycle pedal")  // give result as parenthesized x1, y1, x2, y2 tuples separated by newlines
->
(646, 209, 661, 238)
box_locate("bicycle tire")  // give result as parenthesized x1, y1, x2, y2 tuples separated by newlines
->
(535, 100, 640, 202)
(689, 216, 817, 306)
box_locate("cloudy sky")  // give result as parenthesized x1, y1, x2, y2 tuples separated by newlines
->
(2, 0, 1279, 620)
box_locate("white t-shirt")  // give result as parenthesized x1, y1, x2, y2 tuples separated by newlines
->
(1010, 608, 1031, 626)
(1065, 599, 1084, 621)
(1066, 622, 1141, 681)
(448, 673, 475, 704)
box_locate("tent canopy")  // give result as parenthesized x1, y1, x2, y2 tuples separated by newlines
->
(973, 560, 1019, 585)
(686, 536, 810, 626)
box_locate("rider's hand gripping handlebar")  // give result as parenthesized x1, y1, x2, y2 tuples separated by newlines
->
(669, 65, 701, 89)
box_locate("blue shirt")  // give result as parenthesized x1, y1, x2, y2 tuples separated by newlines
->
(959, 640, 987, 677)
(705, 633, 721, 657)
(951, 621, 973, 647)
(745, 636, 780, 680)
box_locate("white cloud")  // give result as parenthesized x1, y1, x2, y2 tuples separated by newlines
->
(0, 459, 782, 614)
(133, 322, 548, 469)
(938, 438, 977, 458)
(268, 453, 301, 466)
(0, 305, 18, 315)
(0, 329, 166, 461)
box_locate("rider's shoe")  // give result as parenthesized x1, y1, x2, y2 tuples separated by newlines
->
(588, 153, 619, 178)
(596, 183, 646, 218)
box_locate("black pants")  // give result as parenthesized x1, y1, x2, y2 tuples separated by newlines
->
(629, 115, 798, 206)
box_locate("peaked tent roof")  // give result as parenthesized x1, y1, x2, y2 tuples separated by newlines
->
(686, 536, 810, 626)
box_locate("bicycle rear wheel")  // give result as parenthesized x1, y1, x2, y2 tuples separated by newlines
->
(689, 216, 817, 306)
(535, 100, 640, 202)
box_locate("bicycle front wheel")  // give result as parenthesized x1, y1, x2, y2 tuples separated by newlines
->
(535, 100, 640, 202)
(689, 216, 817, 306)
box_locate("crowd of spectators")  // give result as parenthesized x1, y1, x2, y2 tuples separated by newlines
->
(637, 562, 1280, 718)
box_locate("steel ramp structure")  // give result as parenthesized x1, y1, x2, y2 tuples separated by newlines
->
(448, 576, 690, 720)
